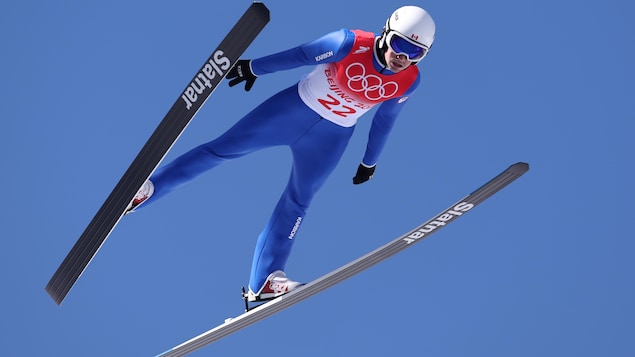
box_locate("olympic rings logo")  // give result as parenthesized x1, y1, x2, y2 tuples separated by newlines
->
(346, 63, 399, 101)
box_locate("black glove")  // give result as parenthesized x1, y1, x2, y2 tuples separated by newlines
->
(352, 163, 376, 185)
(227, 60, 257, 91)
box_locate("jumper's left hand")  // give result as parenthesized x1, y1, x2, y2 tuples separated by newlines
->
(352, 163, 376, 185)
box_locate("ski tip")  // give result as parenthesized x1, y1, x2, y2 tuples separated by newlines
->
(510, 162, 529, 175)
(250, 2, 271, 19)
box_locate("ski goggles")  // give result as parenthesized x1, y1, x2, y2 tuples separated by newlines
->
(387, 32, 429, 62)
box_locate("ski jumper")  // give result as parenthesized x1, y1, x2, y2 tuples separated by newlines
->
(138, 29, 421, 292)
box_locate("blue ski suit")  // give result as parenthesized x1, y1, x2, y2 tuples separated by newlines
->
(139, 28, 421, 292)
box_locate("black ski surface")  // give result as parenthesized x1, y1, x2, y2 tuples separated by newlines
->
(46, 2, 270, 305)
(156, 162, 529, 357)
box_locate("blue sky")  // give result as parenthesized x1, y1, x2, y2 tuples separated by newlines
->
(2, 1, 633, 356)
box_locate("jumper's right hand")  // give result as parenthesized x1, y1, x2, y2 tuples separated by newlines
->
(227, 60, 257, 91)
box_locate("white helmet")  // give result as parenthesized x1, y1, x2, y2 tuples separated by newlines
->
(381, 6, 436, 63)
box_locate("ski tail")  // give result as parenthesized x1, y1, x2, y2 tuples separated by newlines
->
(45, 2, 270, 306)
(155, 162, 529, 357)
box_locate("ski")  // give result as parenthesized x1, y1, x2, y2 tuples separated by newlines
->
(155, 162, 529, 357)
(45, 2, 270, 306)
